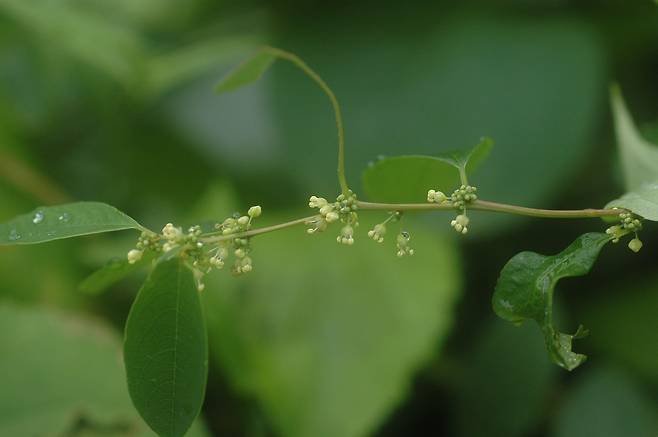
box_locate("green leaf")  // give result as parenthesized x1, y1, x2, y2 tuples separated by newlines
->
(215, 50, 276, 94)
(362, 156, 460, 203)
(124, 258, 208, 437)
(0, 304, 136, 435)
(0, 202, 144, 245)
(146, 36, 261, 95)
(362, 138, 493, 202)
(552, 368, 657, 437)
(203, 213, 461, 437)
(79, 251, 156, 295)
(610, 85, 658, 191)
(492, 233, 611, 370)
(0, 304, 210, 437)
(434, 137, 494, 178)
(605, 182, 658, 221)
(0, 0, 146, 86)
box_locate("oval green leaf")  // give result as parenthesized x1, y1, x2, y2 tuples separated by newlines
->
(0, 201, 144, 245)
(215, 49, 276, 94)
(492, 233, 611, 371)
(124, 258, 208, 437)
(605, 182, 658, 221)
(610, 85, 658, 191)
(362, 138, 493, 202)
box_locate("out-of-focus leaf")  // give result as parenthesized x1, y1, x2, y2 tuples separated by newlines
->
(0, 0, 146, 86)
(552, 368, 657, 437)
(146, 36, 261, 95)
(204, 214, 461, 437)
(493, 233, 611, 370)
(79, 251, 156, 295)
(0, 304, 135, 434)
(362, 138, 492, 202)
(0, 304, 210, 437)
(0, 202, 144, 245)
(580, 277, 658, 385)
(456, 319, 555, 437)
(124, 258, 208, 437)
(610, 85, 658, 191)
(363, 156, 459, 203)
(606, 182, 658, 221)
(215, 49, 276, 94)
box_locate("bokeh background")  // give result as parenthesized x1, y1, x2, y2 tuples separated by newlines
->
(1, 0, 657, 436)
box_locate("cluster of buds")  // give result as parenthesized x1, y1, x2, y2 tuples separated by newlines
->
(396, 231, 414, 257)
(606, 210, 644, 252)
(427, 189, 448, 204)
(127, 230, 160, 264)
(450, 214, 470, 235)
(307, 191, 360, 245)
(450, 185, 477, 210)
(216, 206, 262, 236)
(213, 205, 261, 276)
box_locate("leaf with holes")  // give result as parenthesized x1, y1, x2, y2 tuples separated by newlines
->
(124, 258, 208, 437)
(0, 202, 144, 245)
(492, 233, 611, 371)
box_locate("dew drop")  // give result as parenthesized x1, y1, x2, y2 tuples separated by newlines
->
(32, 211, 44, 224)
(367, 161, 374, 168)
(58, 213, 70, 223)
(8, 229, 21, 241)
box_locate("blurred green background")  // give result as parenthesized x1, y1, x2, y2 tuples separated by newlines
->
(1, 0, 657, 436)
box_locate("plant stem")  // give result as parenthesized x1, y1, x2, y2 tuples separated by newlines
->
(356, 200, 623, 219)
(265, 47, 350, 196)
(201, 199, 622, 243)
(203, 215, 319, 243)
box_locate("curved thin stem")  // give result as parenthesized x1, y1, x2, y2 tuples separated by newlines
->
(265, 47, 350, 195)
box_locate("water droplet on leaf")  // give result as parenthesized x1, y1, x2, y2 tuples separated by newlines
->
(8, 229, 21, 241)
(32, 211, 44, 224)
(58, 213, 70, 223)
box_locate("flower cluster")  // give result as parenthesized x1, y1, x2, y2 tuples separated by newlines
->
(127, 230, 160, 264)
(427, 189, 448, 203)
(606, 210, 644, 252)
(307, 190, 359, 245)
(126, 205, 264, 291)
(450, 214, 470, 235)
(396, 231, 414, 257)
(367, 223, 386, 243)
(450, 185, 477, 211)
(427, 185, 478, 235)
(212, 206, 261, 276)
